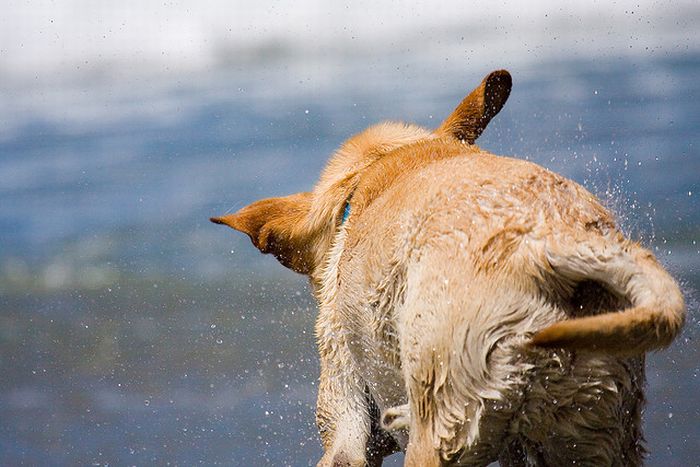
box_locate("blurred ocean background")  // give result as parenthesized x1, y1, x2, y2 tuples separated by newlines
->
(1, 1, 698, 465)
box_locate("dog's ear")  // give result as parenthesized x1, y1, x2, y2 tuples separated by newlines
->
(211, 192, 315, 274)
(436, 69, 511, 144)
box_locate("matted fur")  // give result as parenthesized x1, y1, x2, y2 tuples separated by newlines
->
(211, 70, 685, 466)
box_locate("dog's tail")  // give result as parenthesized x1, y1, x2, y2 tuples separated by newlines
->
(530, 234, 685, 355)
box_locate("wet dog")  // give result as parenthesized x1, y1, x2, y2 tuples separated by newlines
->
(212, 70, 685, 466)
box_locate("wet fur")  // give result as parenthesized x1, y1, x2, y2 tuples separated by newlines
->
(212, 70, 685, 466)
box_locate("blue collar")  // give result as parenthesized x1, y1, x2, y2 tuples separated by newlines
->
(341, 200, 351, 224)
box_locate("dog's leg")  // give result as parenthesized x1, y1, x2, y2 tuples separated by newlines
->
(398, 340, 452, 467)
(315, 358, 372, 467)
(404, 418, 441, 467)
(315, 312, 398, 467)
(396, 260, 523, 466)
(316, 367, 399, 466)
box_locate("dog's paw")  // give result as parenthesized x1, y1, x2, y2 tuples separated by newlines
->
(381, 404, 411, 431)
(317, 450, 366, 467)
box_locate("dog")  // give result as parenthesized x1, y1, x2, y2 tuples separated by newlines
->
(211, 70, 685, 466)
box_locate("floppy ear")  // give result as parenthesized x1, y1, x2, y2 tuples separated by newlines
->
(436, 69, 512, 144)
(210, 192, 315, 274)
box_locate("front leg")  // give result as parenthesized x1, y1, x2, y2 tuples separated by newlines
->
(316, 345, 374, 467)
(315, 308, 399, 467)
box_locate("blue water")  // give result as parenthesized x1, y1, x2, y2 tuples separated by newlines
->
(1, 54, 698, 465)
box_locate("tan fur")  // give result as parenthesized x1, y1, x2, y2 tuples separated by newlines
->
(212, 70, 685, 466)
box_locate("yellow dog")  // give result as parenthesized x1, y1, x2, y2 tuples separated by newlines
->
(212, 70, 684, 466)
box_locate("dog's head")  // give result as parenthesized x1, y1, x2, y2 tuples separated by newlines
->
(211, 70, 511, 280)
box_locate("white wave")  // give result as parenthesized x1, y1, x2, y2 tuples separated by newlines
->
(1, 0, 698, 84)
